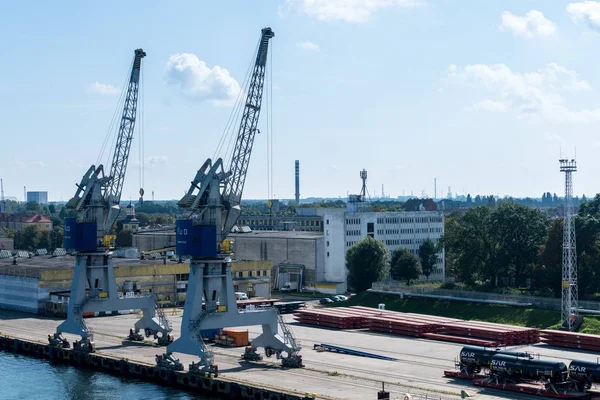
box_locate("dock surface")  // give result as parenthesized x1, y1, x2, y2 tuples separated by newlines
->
(1, 308, 596, 399)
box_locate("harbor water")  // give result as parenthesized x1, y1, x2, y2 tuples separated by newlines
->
(0, 351, 219, 400)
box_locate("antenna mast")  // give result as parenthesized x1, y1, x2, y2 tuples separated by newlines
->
(560, 158, 579, 331)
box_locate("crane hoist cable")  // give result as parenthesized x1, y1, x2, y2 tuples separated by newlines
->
(213, 40, 261, 167)
(97, 59, 132, 168)
(138, 63, 145, 201)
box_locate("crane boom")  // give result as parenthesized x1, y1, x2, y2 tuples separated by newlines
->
(220, 27, 274, 237)
(65, 48, 145, 249)
(224, 28, 274, 205)
(107, 49, 146, 205)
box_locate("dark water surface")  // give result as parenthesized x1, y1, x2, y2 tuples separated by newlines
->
(0, 351, 219, 400)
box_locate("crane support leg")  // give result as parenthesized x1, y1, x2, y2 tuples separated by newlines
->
(56, 252, 172, 347)
(167, 258, 301, 369)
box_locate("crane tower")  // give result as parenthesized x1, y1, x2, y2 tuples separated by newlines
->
(166, 27, 302, 375)
(560, 159, 580, 331)
(53, 49, 172, 352)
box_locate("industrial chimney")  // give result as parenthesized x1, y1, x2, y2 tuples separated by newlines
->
(295, 160, 300, 204)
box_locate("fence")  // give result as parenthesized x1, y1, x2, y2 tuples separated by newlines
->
(371, 281, 600, 312)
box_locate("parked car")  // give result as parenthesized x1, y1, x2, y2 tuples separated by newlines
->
(332, 295, 347, 301)
(319, 298, 334, 305)
(329, 296, 344, 302)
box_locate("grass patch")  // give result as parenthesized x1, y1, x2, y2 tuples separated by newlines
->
(330, 291, 600, 333)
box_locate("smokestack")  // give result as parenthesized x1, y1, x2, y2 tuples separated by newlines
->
(294, 160, 300, 204)
(434, 178, 437, 199)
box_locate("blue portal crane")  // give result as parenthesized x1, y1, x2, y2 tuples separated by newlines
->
(53, 49, 172, 352)
(166, 27, 302, 376)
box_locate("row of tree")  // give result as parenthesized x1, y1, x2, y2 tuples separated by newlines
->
(443, 195, 600, 300)
(9, 225, 64, 252)
(346, 236, 439, 291)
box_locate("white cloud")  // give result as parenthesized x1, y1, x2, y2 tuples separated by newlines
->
(544, 132, 566, 146)
(499, 10, 556, 38)
(447, 62, 599, 122)
(297, 41, 320, 50)
(466, 99, 508, 113)
(146, 156, 168, 168)
(283, 0, 423, 23)
(88, 82, 120, 95)
(165, 53, 241, 106)
(567, 1, 600, 31)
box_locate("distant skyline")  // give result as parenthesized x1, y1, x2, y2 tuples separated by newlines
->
(2, 1, 600, 202)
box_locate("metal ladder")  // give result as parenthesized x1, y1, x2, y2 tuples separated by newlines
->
(276, 309, 298, 351)
(153, 294, 172, 331)
(189, 310, 214, 364)
(73, 295, 94, 338)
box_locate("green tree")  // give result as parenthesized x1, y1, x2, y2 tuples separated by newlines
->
(15, 225, 38, 251)
(135, 212, 151, 227)
(48, 203, 56, 215)
(346, 236, 389, 291)
(36, 231, 51, 250)
(532, 218, 563, 297)
(59, 207, 67, 219)
(116, 230, 133, 248)
(418, 238, 437, 280)
(442, 206, 498, 285)
(492, 203, 548, 287)
(25, 201, 41, 212)
(390, 248, 422, 285)
(50, 226, 64, 250)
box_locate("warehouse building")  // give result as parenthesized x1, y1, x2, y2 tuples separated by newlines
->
(0, 254, 270, 314)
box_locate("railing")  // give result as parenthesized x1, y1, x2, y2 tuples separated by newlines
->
(73, 295, 95, 338)
(371, 281, 600, 312)
(189, 310, 214, 363)
(276, 308, 299, 351)
(152, 294, 172, 331)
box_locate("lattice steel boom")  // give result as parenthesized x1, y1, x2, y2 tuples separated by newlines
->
(560, 159, 578, 331)
(107, 49, 146, 207)
(221, 27, 274, 235)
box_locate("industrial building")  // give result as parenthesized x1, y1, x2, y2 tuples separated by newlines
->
(0, 254, 270, 314)
(235, 214, 323, 232)
(26, 191, 48, 204)
(0, 213, 53, 232)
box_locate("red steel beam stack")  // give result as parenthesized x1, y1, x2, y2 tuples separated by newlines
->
(540, 329, 600, 351)
(293, 306, 540, 346)
(438, 321, 539, 346)
(294, 308, 371, 329)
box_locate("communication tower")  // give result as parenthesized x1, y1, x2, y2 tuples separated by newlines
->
(560, 159, 579, 331)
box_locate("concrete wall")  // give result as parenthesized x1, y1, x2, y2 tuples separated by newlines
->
(133, 233, 176, 253)
(233, 235, 320, 287)
(0, 238, 14, 250)
(317, 209, 346, 283)
(0, 275, 47, 313)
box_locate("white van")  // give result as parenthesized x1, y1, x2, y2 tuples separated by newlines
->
(235, 292, 249, 301)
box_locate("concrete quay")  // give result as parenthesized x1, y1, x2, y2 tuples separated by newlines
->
(0, 308, 593, 400)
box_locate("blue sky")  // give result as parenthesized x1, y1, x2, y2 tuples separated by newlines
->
(3, 0, 600, 202)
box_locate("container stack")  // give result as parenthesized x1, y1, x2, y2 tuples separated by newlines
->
(540, 330, 600, 351)
(214, 328, 249, 347)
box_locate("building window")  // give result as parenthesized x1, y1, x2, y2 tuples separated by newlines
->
(327, 252, 330, 257)
(248, 271, 253, 277)
(326, 219, 329, 225)
(327, 241, 330, 247)
(238, 271, 243, 278)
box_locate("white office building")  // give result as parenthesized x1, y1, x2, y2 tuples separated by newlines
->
(297, 205, 446, 284)
(345, 211, 445, 281)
